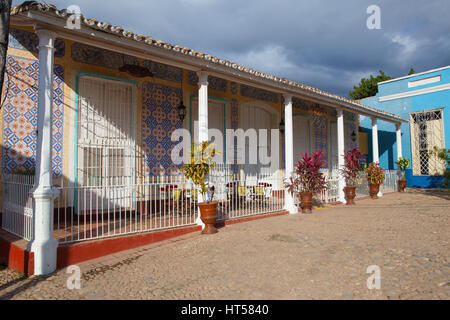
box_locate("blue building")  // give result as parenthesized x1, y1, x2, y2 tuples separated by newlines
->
(360, 66, 450, 188)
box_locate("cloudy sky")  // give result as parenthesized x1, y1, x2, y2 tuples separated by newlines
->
(13, 0, 450, 97)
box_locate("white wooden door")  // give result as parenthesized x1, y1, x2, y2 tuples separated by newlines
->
(240, 105, 277, 181)
(77, 77, 135, 212)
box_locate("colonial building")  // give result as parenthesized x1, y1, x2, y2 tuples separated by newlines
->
(360, 66, 449, 188)
(0, 2, 406, 275)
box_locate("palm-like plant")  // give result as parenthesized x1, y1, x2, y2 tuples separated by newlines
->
(395, 157, 410, 180)
(181, 141, 217, 202)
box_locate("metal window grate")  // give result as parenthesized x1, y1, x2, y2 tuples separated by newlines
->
(410, 109, 445, 176)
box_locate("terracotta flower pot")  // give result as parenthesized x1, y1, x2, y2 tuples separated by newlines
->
(198, 201, 218, 234)
(300, 192, 313, 214)
(398, 180, 407, 192)
(344, 186, 357, 205)
(369, 184, 380, 199)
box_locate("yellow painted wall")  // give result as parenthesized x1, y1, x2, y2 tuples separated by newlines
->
(359, 131, 369, 155)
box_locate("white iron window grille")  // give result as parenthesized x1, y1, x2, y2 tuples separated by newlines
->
(410, 109, 445, 176)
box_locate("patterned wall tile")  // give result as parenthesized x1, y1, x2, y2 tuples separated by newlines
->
(187, 72, 227, 92)
(230, 82, 238, 95)
(345, 122, 358, 151)
(292, 97, 310, 111)
(344, 111, 356, 122)
(9, 28, 65, 58)
(312, 114, 328, 168)
(71, 42, 137, 69)
(2, 55, 65, 177)
(141, 83, 183, 176)
(240, 84, 278, 104)
(141, 60, 182, 82)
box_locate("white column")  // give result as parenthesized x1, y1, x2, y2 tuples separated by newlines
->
(337, 109, 346, 203)
(197, 71, 209, 144)
(396, 123, 402, 160)
(371, 117, 379, 163)
(29, 29, 59, 275)
(283, 94, 297, 214)
(372, 117, 382, 196)
(196, 71, 208, 227)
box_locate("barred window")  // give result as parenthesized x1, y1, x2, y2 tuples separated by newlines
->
(410, 109, 445, 176)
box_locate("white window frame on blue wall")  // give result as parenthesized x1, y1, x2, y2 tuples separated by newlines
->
(410, 108, 446, 176)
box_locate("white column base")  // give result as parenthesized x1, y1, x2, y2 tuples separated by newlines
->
(284, 194, 298, 214)
(30, 187, 59, 275)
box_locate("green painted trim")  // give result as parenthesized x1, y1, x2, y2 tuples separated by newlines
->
(293, 113, 312, 119)
(77, 72, 139, 85)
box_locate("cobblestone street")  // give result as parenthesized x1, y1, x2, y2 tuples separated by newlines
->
(0, 190, 449, 300)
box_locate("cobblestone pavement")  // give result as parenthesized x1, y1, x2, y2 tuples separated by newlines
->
(0, 189, 449, 300)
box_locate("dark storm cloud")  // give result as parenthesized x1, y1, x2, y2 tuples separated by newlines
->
(13, 0, 450, 97)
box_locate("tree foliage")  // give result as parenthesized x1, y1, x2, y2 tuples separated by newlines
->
(349, 70, 392, 100)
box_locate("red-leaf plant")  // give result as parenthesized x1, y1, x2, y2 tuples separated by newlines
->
(340, 148, 364, 186)
(284, 151, 328, 195)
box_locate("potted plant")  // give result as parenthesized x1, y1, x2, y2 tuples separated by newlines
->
(395, 157, 410, 192)
(365, 162, 385, 199)
(181, 141, 218, 234)
(283, 151, 327, 213)
(340, 148, 363, 205)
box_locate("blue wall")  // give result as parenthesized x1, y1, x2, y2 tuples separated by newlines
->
(360, 66, 450, 188)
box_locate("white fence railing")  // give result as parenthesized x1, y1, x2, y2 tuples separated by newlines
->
(381, 170, 399, 193)
(210, 165, 285, 221)
(1, 174, 35, 240)
(1, 168, 400, 244)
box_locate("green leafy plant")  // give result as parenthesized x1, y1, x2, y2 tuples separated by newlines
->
(349, 70, 392, 100)
(181, 141, 218, 201)
(395, 157, 410, 180)
(365, 162, 385, 185)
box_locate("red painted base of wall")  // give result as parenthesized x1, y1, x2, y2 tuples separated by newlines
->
(1, 210, 290, 274)
(0, 235, 34, 276)
(216, 211, 289, 227)
(57, 225, 202, 268)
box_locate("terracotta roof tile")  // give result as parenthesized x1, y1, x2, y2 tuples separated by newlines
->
(10, 1, 407, 122)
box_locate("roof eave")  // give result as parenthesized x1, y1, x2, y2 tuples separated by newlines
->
(12, 7, 408, 124)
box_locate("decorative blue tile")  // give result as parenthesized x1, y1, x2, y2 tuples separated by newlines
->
(2, 55, 64, 177)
